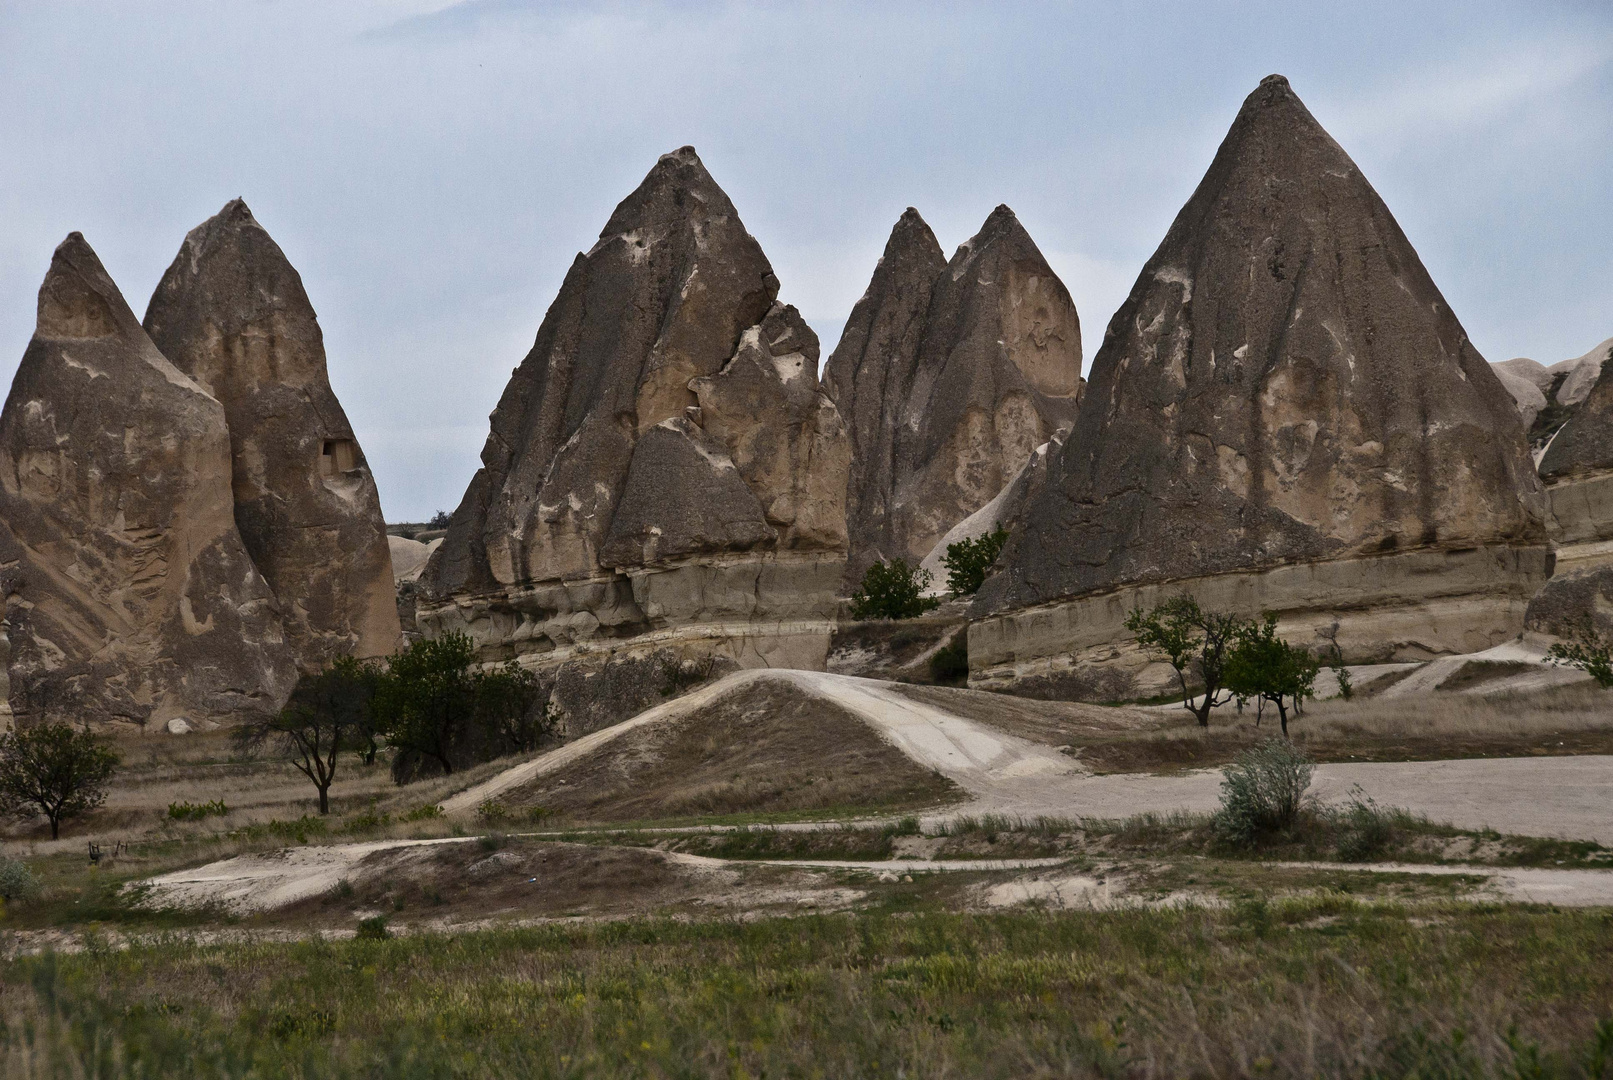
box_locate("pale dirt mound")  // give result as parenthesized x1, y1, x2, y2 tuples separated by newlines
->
(495, 675, 964, 823)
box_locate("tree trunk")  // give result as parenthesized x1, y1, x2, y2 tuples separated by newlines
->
(1277, 699, 1289, 737)
(49, 815, 59, 840)
(1192, 696, 1212, 728)
(318, 786, 330, 815)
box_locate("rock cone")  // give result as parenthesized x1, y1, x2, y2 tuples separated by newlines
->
(825, 205, 1082, 585)
(144, 200, 400, 671)
(972, 75, 1549, 693)
(421, 148, 849, 712)
(0, 234, 297, 727)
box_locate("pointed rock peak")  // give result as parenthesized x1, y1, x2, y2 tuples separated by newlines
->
(36, 232, 140, 340)
(659, 144, 702, 167)
(597, 144, 751, 248)
(885, 207, 943, 261)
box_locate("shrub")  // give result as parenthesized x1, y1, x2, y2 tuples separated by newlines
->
(941, 526, 1008, 596)
(355, 915, 390, 941)
(1215, 738, 1314, 846)
(1546, 620, 1613, 689)
(929, 637, 969, 685)
(0, 857, 40, 902)
(403, 804, 443, 822)
(850, 559, 940, 620)
(167, 798, 228, 821)
(475, 799, 511, 825)
(660, 655, 716, 698)
(1333, 787, 1394, 862)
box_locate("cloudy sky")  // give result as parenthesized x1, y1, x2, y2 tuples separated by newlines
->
(2, 1, 1610, 522)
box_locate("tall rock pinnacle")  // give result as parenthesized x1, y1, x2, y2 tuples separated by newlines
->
(420, 147, 849, 689)
(826, 204, 1082, 585)
(978, 74, 1547, 617)
(144, 200, 401, 670)
(0, 234, 298, 727)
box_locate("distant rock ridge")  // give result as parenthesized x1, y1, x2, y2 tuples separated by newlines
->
(420, 147, 849, 729)
(970, 74, 1549, 699)
(1497, 338, 1613, 457)
(824, 204, 1082, 586)
(0, 234, 298, 728)
(144, 199, 401, 671)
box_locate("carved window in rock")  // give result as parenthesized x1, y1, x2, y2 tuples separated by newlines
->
(319, 438, 359, 477)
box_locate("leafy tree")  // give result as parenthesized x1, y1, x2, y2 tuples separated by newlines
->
(0, 723, 120, 839)
(1546, 620, 1613, 689)
(849, 559, 941, 620)
(428, 510, 451, 529)
(1125, 596, 1246, 726)
(235, 659, 379, 814)
(941, 526, 1009, 597)
(374, 632, 546, 782)
(1224, 615, 1321, 737)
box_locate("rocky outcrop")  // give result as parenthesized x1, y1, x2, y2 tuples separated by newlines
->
(1525, 566, 1613, 640)
(971, 75, 1550, 698)
(824, 206, 1082, 585)
(420, 148, 849, 712)
(1499, 338, 1613, 455)
(143, 200, 400, 671)
(0, 234, 298, 728)
(1537, 341, 1613, 562)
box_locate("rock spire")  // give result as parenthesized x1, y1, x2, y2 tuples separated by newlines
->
(0, 234, 298, 727)
(979, 74, 1547, 616)
(825, 204, 1082, 585)
(144, 200, 401, 670)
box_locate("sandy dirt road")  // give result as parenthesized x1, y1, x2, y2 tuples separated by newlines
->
(446, 670, 1613, 845)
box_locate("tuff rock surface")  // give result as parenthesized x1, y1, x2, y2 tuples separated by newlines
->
(0, 235, 298, 727)
(143, 200, 400, 671)
(1537, 340, 1613, 552)
(421, 148, 849, 680)
(971, 75, 1549, 692)
(824, 205, 1082, 584)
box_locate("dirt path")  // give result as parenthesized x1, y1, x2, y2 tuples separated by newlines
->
(442, 669, 1613, 844)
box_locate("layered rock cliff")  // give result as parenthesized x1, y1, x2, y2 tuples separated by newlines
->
(144, 200, 401, 671)
(0, 235, 298, 727)
(970, 75, 1550, 697)
(1537, 341, 1613, 561)
(824, 206, 1082, 585)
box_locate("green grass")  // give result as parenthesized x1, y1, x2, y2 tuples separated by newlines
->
(4, 907, 1613, 1078)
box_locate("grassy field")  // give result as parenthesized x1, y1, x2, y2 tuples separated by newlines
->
(4, 905, 1613, 1078)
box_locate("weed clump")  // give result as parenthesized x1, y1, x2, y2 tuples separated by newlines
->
(167, 799, 228, 822)
(354, 915, 390, 941)
(1215, 738, 1314, 846)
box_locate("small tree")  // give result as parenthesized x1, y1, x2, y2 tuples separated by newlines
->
(428, 510, 451, 529)
(941, 526, 1009, 597)
(236, 659, 378, 814)
(1546, 620, 1613, 689)
(0, 723, 120, 839)
(1224, 615, 1320, 737)
(849, 559, 941, 620)
(1125, 596, 1246, 726)
(374, 632, 547, 782)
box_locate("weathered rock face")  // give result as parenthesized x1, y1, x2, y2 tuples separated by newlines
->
(1525, 566, 1613, 640)
(143, 200, 400, 671)
(824, 206, 1082, 585)
(421, 148, 849, 692)
(0, 234, 298, 727)
(971, 75, 1550, 695)
(1499, 339, 1613, 456)
(1492, 364, 1548, 432)
(1537, 342, 1613, 556)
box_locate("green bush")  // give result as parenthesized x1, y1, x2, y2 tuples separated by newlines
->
(850, 559, 940, 620)
(1546, 620, 1613, 688)
(167, 798, 228, 821)
(929, 637, 969, 685)
(1333, 787, 1395, 862)
(403, 804, 443, 821)
(1215, 738, 1314, 847)
(354, 915, 390, 941)
(941, 526, 1008, 596)
(0, 857, 39, 902)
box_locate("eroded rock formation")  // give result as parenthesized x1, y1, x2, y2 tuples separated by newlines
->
(420, 148, 849, 729)
(1537, 341, 1613, 564)
(144, 200, 400, 671)
(824, 205, 1082, 585)
(971, 75, 1550, 699)
(0, 234, 298, 727)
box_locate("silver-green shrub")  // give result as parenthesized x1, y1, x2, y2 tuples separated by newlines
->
(1214, 738, 1314, 846)
(0, 857, 39, 902)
